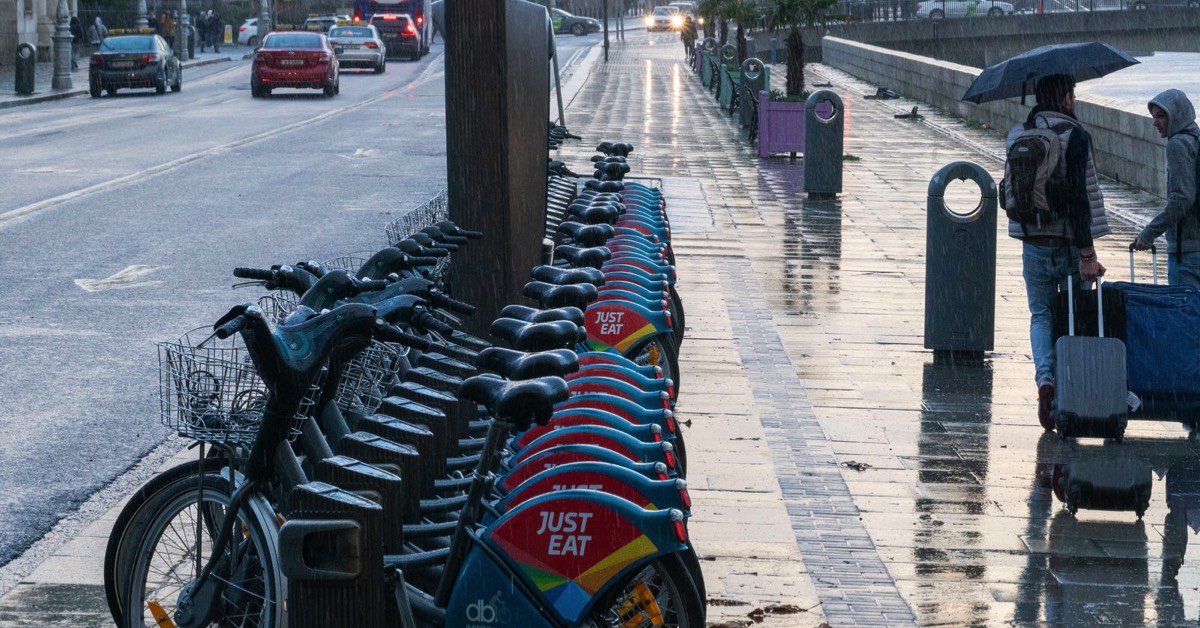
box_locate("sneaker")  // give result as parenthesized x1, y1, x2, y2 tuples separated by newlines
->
(1038, 383, 1055, 431)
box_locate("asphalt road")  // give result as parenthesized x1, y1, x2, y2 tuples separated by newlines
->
(0, 29, 603, 575)
(0, 45, 455, 568)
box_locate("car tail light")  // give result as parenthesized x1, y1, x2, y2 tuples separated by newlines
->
(416, 15, 423, 24)
(405, 23, 415, 35)
(240, 25, 247, 32)
(139, 53, 160, 65)
(90, 54, 104, 67)
(319, 53, 331, 63)
(364, 41, 379, 48)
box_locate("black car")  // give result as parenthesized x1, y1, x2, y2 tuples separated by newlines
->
(551, 8, 601, 35)
(89, 34, 181, 97)
(369, 13, 422, 60)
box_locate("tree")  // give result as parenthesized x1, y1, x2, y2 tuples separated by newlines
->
(762, 0, 838, 98)
(696, 0, 730, 44)
(726, 0, 759, 64)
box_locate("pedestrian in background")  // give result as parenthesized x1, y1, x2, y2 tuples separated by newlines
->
(680, 15, 697, 63)
(1132, 89, 1200, 286)
(208, 11, 223, 53)
(87, 16, 106, 54)
(160, 11, 175, 48)
(69, 15, 82, 69)
(1008, 73, 1110, 429)
(197, 11, 208, 52)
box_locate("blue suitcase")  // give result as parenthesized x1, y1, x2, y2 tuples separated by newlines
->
(1105, 246, 1200, 399)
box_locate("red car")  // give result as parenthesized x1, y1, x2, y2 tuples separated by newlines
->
(251, 31, 340, 98)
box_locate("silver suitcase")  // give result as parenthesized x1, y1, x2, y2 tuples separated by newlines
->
(1054, 277, 1128, 441)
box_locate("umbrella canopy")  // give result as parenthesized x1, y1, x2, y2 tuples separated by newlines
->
(961, 42, 1139, 104)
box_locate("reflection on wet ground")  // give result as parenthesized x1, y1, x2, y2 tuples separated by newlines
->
(559, 30, 1200, 625)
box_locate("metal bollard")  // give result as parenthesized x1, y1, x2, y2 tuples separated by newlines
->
(738, 58, 767, 129)
(803, 90, 844, 198)
(15, 44, 36, 95)
(923, 161, 997, 358)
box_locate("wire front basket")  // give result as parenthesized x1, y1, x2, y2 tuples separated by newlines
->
(158, 328, 317, 446)
(385, 190, 449, 246)
(335, 340, 404, 418)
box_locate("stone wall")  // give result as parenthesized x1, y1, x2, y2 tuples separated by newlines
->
(821, 36, 1166, 198)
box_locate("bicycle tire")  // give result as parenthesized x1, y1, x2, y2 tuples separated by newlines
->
(119, 472, 282, 628)
(582, 553, 704, 627)
(104, 456, 225, 626)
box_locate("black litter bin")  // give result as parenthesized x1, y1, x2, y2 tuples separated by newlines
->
(15, 44, 36, 95)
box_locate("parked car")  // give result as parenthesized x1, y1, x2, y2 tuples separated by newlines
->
(238, 17, 258, 46)
(1128, 0, 1200, 7)
(915, 0, 1015, 17)
(368, 13, 422, 60)
(88, 34, 181, 97)
(250, 31, 340, 97)
(328, 24, 386, 72)
(550, 8, 601, 35)
(645, 5, 682, 30)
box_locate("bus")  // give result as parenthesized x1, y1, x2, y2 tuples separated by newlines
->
(352, 0, 432, 54)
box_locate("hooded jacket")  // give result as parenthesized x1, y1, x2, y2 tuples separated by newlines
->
(1138, 88, 1200, 259)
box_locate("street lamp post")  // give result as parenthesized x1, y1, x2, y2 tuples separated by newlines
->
(52, 0, 73, 90)
(136, 0, 149, 29)
(260, 0, 271, 46)
(177, 0, 189, 61)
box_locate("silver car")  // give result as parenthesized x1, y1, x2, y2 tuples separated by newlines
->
(915, 0, 1015, 17)
(327, 24, 387, 73)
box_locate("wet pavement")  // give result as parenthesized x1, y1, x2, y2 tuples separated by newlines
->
(4, 27, 1200, 628)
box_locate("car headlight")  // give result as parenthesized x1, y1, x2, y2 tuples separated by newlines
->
(645, 16, 654, 26)
(671, 15, 683, 27)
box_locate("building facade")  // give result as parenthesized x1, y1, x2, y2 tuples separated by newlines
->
(1, 0, 80, 66)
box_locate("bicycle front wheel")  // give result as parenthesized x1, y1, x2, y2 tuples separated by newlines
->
(583, 553, 704, 627)
(120, 473, 282, 628)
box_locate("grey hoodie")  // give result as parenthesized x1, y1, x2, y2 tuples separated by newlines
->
(1138, 88, 1200, 259)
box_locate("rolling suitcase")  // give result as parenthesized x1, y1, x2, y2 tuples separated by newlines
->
(1054, 276, 1128, 441)
(1106, 245, 1200, 398)
(1058, 455, 1153, 519)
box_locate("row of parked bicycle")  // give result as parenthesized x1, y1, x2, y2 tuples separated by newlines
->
(102, 138, 703, 627)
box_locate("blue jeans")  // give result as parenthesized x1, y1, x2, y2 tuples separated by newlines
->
(1024, 243, 1080, 387)
(1167, 247, 1200, 287)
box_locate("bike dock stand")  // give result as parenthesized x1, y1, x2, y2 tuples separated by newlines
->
(280, 482, 387, 628)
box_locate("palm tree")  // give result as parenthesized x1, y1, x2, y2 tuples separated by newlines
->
(696, 0, 731, 44)
(726, 0, 760, 63)
(762, 0, 839, 98)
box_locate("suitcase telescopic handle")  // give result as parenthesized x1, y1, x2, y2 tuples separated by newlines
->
(1127, 242, 1159, 284)
(1065, 275, 1106, 338)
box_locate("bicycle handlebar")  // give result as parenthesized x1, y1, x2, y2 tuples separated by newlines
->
(233, 267, 275, 281)
(412, 309, 454, 336)
(214, 314, 247, 339)
(375, 320, 434, 352)
(425, 291, 476, 315)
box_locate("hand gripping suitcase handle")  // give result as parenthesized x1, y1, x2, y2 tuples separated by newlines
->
(1066, 275, 1106, 338)
(1127, 242, 1159, 284)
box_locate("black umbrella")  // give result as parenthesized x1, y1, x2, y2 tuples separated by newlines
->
(961, 42, 1139, 104)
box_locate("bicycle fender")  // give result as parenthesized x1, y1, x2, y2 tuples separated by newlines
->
(482, 492, 688, 624)
(584, 301, 669, 354)
(557, 391, 678, 436)
(506, 424, 668, 470)
(496, 462, 690, 515)
(498, 444, 672, 494)
(511, 408, 663, 452)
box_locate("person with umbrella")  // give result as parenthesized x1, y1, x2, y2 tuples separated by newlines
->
(1132, 89, 1200, 287)
(1008, 73, 1112, 430)
(963, 43, 1136, 430)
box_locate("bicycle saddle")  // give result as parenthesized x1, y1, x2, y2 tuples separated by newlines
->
(554, 245, 611, 269)
(530, 265, 605, 287)
(477, 347, 579, 380)
(499, 304, 586, 327)
(596, 141, 634, 157)
(489, 318, 584, 351)
(567, 203, 621, 226)
(394, 238, 450, 258)
(458, 374, 569, 429)
(557, 221, 615, 247)
(594, 162, 630, 179)
(523, 281, 598, 310)
(433, 220, 483, 240)
(584, 179, 624, 193)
